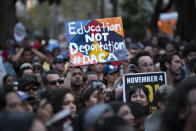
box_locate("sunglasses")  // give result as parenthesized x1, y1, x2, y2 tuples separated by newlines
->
(48, 79, 64, 85)
(23, 86, 38, 91)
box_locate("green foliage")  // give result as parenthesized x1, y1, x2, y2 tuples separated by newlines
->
(121, 0, 152, 41)
(17, 1, 52, 35)
(17, 0, 96, 38)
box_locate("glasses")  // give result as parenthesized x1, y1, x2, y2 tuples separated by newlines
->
(23, 86, 38, 91)
(82, 81, 103, 96)
(139, 63, 154, 69)
(48, 79, 64, 85)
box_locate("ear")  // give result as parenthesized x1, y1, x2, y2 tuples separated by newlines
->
(165, 62, 170, 69)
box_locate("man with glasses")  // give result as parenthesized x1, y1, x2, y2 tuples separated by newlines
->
(135, 51, 154, 73)
(44, 70, 64, 91)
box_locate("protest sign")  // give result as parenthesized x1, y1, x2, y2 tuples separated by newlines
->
(64, 17, 127, 66)
(14, 22, 26, 43)
(123, 72, 167, 111)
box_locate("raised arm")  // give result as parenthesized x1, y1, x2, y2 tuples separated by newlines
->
(12, 47, 24, 63)
(63, 63, 73, 89)
(31, 48, 47, 61)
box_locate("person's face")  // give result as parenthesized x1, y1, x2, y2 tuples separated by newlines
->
(144, 47, 152, 56)
(23, 51, 32, 62)
(152, 36, 159, 46)
(187, 52, 196, 62)
(34, 66, 42, 74)
(23, 69, 34, 76)
(137, 56, 154, 73)
(85, 90, 99, 107)
(130, 89, 148, 106)
(91, 63, 104, 73)
(29, 119, 47, 131)
(23, 83, 38, 98)
(53, 49, 60, 57)
(168, 55, 182, 75)
(6, 92, 23, 112)
(174, 35, 181, 43)
(105, 72, 118, 84)
(62, 93, 77, 118)
(129, 48, 138, 57)
(7, 53, 15, 61)
(86, 74, 98, 86)
(71, 68, 83, 87)
(5, 76, 14, 85)
(166, 43, 174, 52)
(117, 105, 135, 126)
(47, 74, 63, 91)
(54, 61, 65, 73)
(178, 45, 184, 57)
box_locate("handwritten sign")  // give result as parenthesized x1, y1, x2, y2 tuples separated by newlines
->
(64, 17, 127, 66)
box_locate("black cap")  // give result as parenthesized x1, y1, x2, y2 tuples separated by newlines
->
(52, 55, 67, 64)
(18, 75, 39, 89)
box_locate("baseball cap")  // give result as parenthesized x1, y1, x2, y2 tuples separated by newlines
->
(20, 63, 33, 70)
(52, 55, 67, 64)
(103, 64, 117, 75)
(32, 62, 42, 68)
(18, 75, 39, 89)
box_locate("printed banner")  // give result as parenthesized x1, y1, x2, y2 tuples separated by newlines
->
(64, 17, 127, 66)
(123, 72, 167, 111)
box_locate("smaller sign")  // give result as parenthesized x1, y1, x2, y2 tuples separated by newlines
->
(123, 72, 167, 111)
(14, 22, 26, 43)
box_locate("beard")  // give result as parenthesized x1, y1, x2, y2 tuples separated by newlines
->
(71, 81, 83, 89)
(170, 68, 182, 76)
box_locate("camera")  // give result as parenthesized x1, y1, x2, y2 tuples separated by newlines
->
(128, 64, 136, 71)
(92, 81, 103, 91)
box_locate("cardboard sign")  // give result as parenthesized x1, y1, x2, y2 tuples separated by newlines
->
(64, 17, 127, 66)
(14, 22, 26, 43)
(123, 72, 167, 111)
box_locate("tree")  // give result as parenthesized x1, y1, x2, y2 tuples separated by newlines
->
(0, 0, 17, 49)
(121, 0, 150, 42)
(121, 0, 196, 42)
(173, 0, 196, 41)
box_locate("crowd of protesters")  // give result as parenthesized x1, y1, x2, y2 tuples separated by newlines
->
(0, 31, 196, 131)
